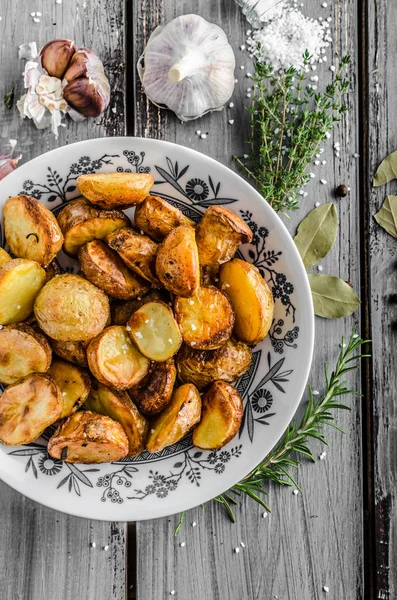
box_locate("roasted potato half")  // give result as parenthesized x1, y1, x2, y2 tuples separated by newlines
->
(134, 195, 194, 241)
(156, 225, 200, 297)
(130, 359, 177, 415)
(48, 410, 129, 463)
(195, 205, 253, 267)
(0, 373, 62, 446)
(85, 381, 149, 456)
(76, 172, 154, 209)
(174, 286, 234, 350)
(4, 195, 63, 267)
(0, 247, 12, 267)
(57, 197, 130, 256)
(49, 359, 91, 419)
(193, 381, 243, 449)
(0, 259, 46, 325)
(50, 339, 88, 367)
(106, 227, 159, 285)
(0, 323, 52, 385)
(127, 301, 182, 362)
(87, 326, 150, 390)
(79, 239, 149, 300)
(219, 259, 274, 345)
(176, 338, 252, 389)
(34, 274, 109, 341)
(146, 383, 201, 453)
(111, 289, 168, 326)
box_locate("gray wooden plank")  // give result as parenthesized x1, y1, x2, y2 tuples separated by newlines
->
(367, 0, 397, 597)
(0, 1, 127, 598)
(134, 1, 364, 599)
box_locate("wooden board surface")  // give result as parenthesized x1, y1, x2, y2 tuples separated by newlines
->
(0, 1, 127, 599)
(0, 0, 395, 598)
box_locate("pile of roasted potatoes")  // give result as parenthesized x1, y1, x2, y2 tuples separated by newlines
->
(0, 171, 274, 464)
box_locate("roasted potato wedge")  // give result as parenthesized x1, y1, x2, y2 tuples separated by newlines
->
(0, 247, 12, 267)
(193, 381, 243, 449)
(174, 286, 234, 350)
(195, 205, 253, 267)
(130, 359, 177, 415)
(106, 227, 159, 285)
(48, 410, 129, 463)
(0, 259, 46, 325)
(176, 338, 252, 389)
(48, 359, 91, 419)
(76, 172, 154, 209)
(0, 323, 52, 385)
(79, 239, 149, 300)
(4, 195, 63, 267)
(34, 274, 109, 341)
(219, 259, 274, 345)
(0, 373, 62, 445)
(156, 225, 200, 297)
(146, 383, 201, 453)
(111, 289, 168, 326)
(87, 326, 150, 390)
(127, 301, 182, 362)
(85, 381, 149, 456)
(134, 195, 194, 241)
(50, 339, 88, 367)
(57, 197, 130, 256)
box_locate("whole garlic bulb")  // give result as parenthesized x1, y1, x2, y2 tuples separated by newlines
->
(138, 14, 236, 121)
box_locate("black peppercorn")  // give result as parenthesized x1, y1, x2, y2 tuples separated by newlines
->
(336, 184, 348, 197)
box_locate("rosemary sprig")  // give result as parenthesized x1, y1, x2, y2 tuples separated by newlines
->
(4, 88, 14, 110)
(235, 51, 350, 214)
(215, 330, 369, 522)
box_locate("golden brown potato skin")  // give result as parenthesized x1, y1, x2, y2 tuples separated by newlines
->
(0, 247, 12, 267)
(106, 227, 160, 285)
(195, 205, 253, 267)
(85, 381, 149, 456)
(193, 381, 243, 449)
(146, 384, 201, 453)
(0, 373, 62, 446)
(219, 259, 274, 345)
(57, 197, 130, 256)
(0, 323, 52, 385)
(4, 195, 64, 267)
(48, 359, 91, 419)
(76, 172, 154, 209)
(79, 239, 149, 300)
(48, 410, 129, 463)
(111, 289, 168, 326)
(174, 286, 235, 350)
(130, 359, 177, 415)
(0, 259, 47, 325)
(50, 339, 88, 367)
(156, 225, 200, 297)
(34, 274, 110, 341)
(134, 195, 194, 241)
(176, 338, 252, 390)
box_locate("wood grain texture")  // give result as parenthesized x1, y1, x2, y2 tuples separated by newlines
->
(0, 1, 127, 599)
(367, 0, 397, 598)
(134, 1, 364, 599)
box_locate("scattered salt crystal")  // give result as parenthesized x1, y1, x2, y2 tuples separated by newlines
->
(320, 179, 327, 185)
(36, 11, 42, 16)
(327, 16, 332, 22)
(319, 148, 324, 154)
(247, 87, 252, 92)
(191, 324, 197, 331)
(246, 93, 251, 98)
(319, 452, 326, 460)
(229, 119, 235, 125)
(234, 78, 238, 83)
(234, 547, 240, 554)
(33, 17, 40, 22)
(322, 160, 327, 165)
(16, 305, 21, 309)
(62, 392, 67, 397)
(190, 342, 196, 346)
(240, 542, 246, 548)
(246, 30, 251, 35)
(309, 173, 315, 178)
(240, 44, 245, 50)
(314, 160, 320, 165)
(323, 586, 329, 593)
(246, 72, 252, 77)
(126, 325, 131, 332)
(243, 154, 249, 159)
(145, 319, 149, 323)
(340, 342, 347, 348)
(321, 2, 327, 6)
(111, 107, 117, 114)
(170, 592, 175, 596)
(30, 11, 36, 16)
(56, 0, 63, 4)
(240, 65, 245, 70)
(354, 153, 360, 158)
(137, 296, 141, 300)
(313, 389, 320, 395)
(191, 522, 196, 527)
(135, 332, 143, 339)
(318, 265, 323, 271)
(262, 512, 267, 518)
(293, 489, 299, 495)
(90, 542, 96, 548)
(353, 333, 359, 338)
(196, 130, 201, 135)
(103, 545, 109, 551)
(189, 300, 194, 305)
(168, 339, 173, 344)
(200, 134, 207, 139)
(0, 325, 3, 330)
(180, 542, 185, 547)
(229, 102, 234, 108)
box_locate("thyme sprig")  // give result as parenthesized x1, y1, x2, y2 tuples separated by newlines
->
(235, 51, 350, 214)
(214, 330, 369, 522)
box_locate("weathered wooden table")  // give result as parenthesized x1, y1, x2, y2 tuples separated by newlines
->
(0, 0, 395, 598)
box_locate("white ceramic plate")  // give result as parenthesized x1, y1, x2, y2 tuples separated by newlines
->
(0, 137, 314, 521)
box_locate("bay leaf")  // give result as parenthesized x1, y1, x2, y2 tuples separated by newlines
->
(308, 274, 360, 318)
(294, 202, 338, 269)
(374, 195, 397, 238)
(373, 150, 397, 187)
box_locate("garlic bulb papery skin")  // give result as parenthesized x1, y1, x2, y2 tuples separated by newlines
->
(138, 14, 236, 122)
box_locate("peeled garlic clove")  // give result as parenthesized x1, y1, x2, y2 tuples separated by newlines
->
(40, 39, 77, 79)
(63, 48, 96, 82)
(139, 14, 236, 121)
(63, 76, 109, 118)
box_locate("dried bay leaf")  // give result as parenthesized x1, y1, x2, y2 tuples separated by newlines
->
(294, 202, 338, 269)
(374, 195, 397, 238)
(308, 274, 360, 318)
(373, 150, 397, 187)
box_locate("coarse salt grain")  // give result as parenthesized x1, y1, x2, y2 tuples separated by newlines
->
(240, 542, 246, 548)
(322, 160, 327, 165)
(240, 44, 245, 50)
(170, 592, 175, 596)
(313, 389, 320, 395)
(229, 102, 234, 108)
(90, 542, 96, 548)
(56, 0, 63, 4)
(321, 2, 327, 6)
(196, 130, 201, 135)
(246, 93, 251, 98)
(262, 512, 268, 518)
(320, 179, 327, 185)
(168, 339, 173, 344)
(240, 65, 245, 70)
(353, 333, 359, 338)
(0, 325, 3, 330)
(229, 119, 234, 125)
(180, 542, 185, 547)
(201, 133, 207, 139)
(191, 324, 197, 330)
(33, 17, 40, 22)
(318, 265, 323, 271)
(323, 587, 329, 593)
(190, 342, 196, 346)
(191, 521, 196, 527)
(319, 452, 326, 460)
(314, 160, 320, 165)
(243, 154, 249, 159)
(293, 489, 299, 495)
(234, 547, 240, 554)
(103, 545, 109, 551)
(126, 325, 131, 331)
(145, 319, 149, 323)
(135, 332, 143, 339)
